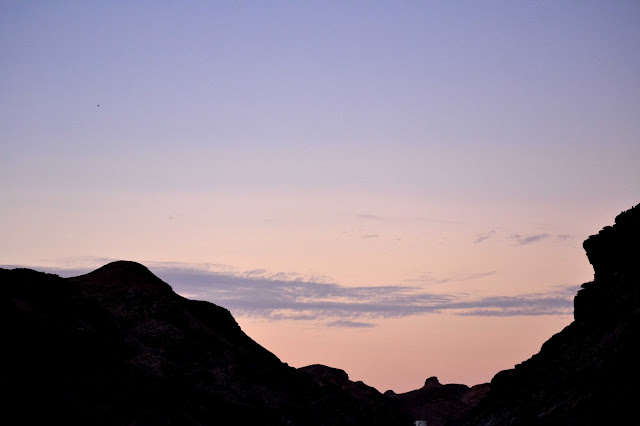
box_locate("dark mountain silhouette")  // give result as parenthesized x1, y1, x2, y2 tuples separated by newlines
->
(2, 202, 638, 425)
(1, 261, 408, 425)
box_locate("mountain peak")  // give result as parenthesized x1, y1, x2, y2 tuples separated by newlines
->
(423, 376, 441, 389)
(67, 260, 176, 319)
(69, 260, 169, 290)
(85, 260, 157, 279)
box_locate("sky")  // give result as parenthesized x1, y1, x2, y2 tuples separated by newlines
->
(2, 1, 639, 393)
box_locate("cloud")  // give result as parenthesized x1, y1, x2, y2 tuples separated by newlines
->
(356, 213, 462, 224)
(473, 231, 574, 246)
(555, 234, 574, 241)
(474, 230, 496, 244)
(326, 320, 376, 328)
(357, 213, 422, 222)
(144, 264, 577, 323)
(361, 234, 379, 239)
(406, 270, 497, 284)
(8, 261, 579, 327)
(448, 292, 576, 316)
(157, 265, 579, 322)
(465, 271, 497, 280)
(511, 233, 551, 245)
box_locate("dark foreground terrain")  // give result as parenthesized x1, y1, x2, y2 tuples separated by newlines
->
(2, 203, 638, 425)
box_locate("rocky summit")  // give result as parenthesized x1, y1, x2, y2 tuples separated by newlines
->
(2, 203, 639, 425)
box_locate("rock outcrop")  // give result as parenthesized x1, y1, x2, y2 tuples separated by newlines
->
(386, 376, 490, 426)
(455, 203, 640, 425)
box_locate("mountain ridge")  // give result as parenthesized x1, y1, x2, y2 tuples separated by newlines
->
(1, 260, 408, 425)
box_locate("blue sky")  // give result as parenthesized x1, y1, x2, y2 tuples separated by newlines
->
(2, 1, 639, 392)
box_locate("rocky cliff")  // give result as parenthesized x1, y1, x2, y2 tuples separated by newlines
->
(455, 203, 640, 425)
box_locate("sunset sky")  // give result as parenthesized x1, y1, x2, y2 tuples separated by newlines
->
(2, 1, 639, 392)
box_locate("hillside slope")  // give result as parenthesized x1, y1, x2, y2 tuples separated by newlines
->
(1, 261, 408, 425)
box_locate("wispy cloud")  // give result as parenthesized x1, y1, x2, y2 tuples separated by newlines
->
(473, 231, 575, 246)
(7, 261, 579, 327)
(356, 213, 422, 222)
(511, 233, 551, 245)
(146, 264, 577, 324)
(360, 234, 379, 239)
(356, 213, 462, 224)
(156, 265, 579, 323)
(406, 270, 497, 285)
(474, 230, 496, 244)
(434, 284, 579, 317)
(326, 320, 376, 328)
